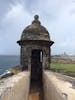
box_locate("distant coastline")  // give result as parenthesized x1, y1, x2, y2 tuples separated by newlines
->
(0, 55, 20, 74)
(51, 54, 75, 64)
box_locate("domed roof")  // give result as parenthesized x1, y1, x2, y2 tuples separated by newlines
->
(21, 15, 50, 41)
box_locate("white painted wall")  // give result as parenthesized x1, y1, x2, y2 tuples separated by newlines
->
(0, 71, 30, 100)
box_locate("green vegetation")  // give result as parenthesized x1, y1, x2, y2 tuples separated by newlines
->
(51, 63, 75, 71)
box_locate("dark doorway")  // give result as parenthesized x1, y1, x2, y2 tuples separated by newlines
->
(31, 49, 43, 83)
(29, 50, 44, 100)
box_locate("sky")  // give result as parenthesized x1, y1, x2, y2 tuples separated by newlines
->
(0, 0, 75, 55)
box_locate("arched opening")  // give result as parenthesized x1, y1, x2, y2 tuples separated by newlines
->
(29, 49, 43, 100)
(31, 49, 43, 84)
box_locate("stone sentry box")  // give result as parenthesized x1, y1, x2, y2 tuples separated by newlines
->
(17, 15, 54, 81)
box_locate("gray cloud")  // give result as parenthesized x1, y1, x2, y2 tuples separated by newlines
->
(0, 0, 75, 55)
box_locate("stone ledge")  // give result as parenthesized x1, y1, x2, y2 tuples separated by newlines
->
(43, 71, 75, 100)
(0, 71, 30, 100)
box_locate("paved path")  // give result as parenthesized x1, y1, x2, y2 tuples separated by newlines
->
(29, 81, 43, 100)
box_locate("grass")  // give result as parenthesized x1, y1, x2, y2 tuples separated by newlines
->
(51, 63, 75, 71)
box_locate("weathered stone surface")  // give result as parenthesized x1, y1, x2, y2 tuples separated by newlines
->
(17, 15, 54, 71)
(0, 71, 30, 100)
(43, 71, 75, 100)
(21, 15, 50, 41)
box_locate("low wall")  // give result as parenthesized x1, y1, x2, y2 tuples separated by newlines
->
(43, 71, 67, 100)
(0, 70, 75, 100)
(0, 71, 30, 100)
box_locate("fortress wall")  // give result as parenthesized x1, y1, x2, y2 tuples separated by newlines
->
(0, 71, 30, 100)
(43, 71, 66, 100)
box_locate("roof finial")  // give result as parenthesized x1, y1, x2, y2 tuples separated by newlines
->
(34, 15, 39, 20)
(32, 15, 41, 25)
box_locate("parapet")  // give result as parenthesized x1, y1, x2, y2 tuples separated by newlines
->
(0, 71, 30, 100)
(43, 71, 75, 100)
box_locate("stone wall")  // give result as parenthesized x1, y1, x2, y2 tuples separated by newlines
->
(0, 70, 75, 100)
(43, 71, 67, 100)
(0, 71, 30, 100)
(20, 41, 51, 70)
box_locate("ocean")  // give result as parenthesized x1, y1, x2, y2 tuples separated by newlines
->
(0, 55, 20, 74)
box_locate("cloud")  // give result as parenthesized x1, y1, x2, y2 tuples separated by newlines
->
(0, 2, 32, 55)
(0, 0, 75, 55)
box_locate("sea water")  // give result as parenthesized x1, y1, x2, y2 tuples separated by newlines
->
(0, 55, 20, 74)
